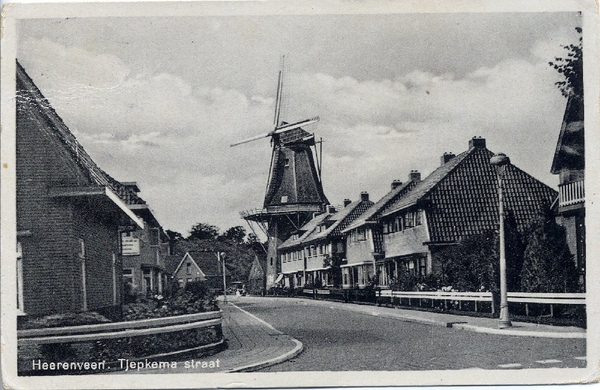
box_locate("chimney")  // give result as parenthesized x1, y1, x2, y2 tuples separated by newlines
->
(327, 205, 336, 213)
(440, 152, 456, 165)
(409, 170, 421, 183)
(360, 191, 369, 202)
(121, 182, 140, 193)
(344, 199, 352, 207)
(391, 180, 403, 190)
(469, 136, 486, 149)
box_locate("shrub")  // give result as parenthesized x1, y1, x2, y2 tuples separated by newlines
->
(18, 312, 111, 330)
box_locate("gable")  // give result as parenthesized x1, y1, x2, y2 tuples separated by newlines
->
(422, 148, 557, 243)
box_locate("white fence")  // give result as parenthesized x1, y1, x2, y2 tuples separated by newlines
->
(378, 290, 585, 315)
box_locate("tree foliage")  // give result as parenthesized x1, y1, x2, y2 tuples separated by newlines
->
(520, 207, 579, 293)
(220, 226, 246, 244)
(188, 223, 220, 240)
(549, 27, 583, 99)
(434, 212, 524, 293)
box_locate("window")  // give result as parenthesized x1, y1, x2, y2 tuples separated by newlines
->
(178, 278, 184, 287)
(415, 210, 423, 226)
(357, 229, 366, 241)
(419, 257, 427, 276)
(186, 262, 192, 275)
(123, 268, 134, 285)
(78, 238, 86, 259)
(187, 278, 193, 283)
(79, 238, 87, 311)
(281, 195, 288, 203)
(284, 158, 290, 167)
(405, 212, 414, 228)
(16, 241, 23, 313)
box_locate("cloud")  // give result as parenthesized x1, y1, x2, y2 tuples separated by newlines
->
(17, 32, 568, 233)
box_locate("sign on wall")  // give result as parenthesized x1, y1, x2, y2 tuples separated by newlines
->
(121, 231, 140, 256)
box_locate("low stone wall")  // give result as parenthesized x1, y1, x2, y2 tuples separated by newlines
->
(18, 311, 224, 375)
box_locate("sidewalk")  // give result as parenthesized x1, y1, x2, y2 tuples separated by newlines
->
(267, 295, 586, 339)
(217, 299, 303, 372)
(118, 299, 302, 374)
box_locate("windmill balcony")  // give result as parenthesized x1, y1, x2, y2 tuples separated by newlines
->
(558, 180, 585, 207)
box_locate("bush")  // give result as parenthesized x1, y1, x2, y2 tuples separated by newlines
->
(18, 312, 111, 330)
(122, 280, 218, 321)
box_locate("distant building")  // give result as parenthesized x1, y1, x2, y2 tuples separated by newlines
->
(278, 193, 374, 288)
(118, 182, 171, 297)
(168, 250, 229, 292)
(341, 172, 421, 288)
(376, 137, 557, 286)
(16, 61, 144, 317)
(170, 252, 207, 289)
(551, 95, 585, 288)
(247, 255, 267, 295)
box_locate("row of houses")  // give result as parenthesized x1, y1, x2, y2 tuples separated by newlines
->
(15, 61, 221, 318)
(274, 117, 585, 291)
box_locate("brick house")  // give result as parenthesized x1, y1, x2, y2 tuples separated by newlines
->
(278, 193, 374, 288)
(551, 95, 585, 289)
(16, 61, 144, 317)
(168, 250, 230, 292)
(171, 252, 207, 289)
(372, 137, 557, 288)
(119, 182, 171, 297)
(341, 172, 421, 288)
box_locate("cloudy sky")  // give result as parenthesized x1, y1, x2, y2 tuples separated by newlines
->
(16, 10, 581, 235)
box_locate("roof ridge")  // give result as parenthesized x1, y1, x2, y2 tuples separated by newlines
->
(17, 60, 146, 207)
(381, 147, 475, 217)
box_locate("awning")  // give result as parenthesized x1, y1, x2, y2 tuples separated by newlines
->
(274, 274, 284, 284)
(49, 185, 144, 228)
(340, 261, 373, 268)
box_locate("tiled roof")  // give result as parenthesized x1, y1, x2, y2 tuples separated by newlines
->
(307, 199, 375, 243)
(279, 212, 332, 250)
(342, 181, 417, 233)
(16, 60, 146, 207)
(381, 142, 557, 243)
(382, 149, 471, 215)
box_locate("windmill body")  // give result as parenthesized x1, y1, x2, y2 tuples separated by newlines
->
(233, 65, 328, 289)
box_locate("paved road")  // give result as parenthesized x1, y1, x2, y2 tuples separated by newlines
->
(234, 298, 586, 371)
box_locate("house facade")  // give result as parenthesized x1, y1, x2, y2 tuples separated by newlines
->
(374, 137, 557, 287)
(119, 182, 171, 297)
(551, 95, 585, 288)
(341, 172, 421, 288)
(278, 193, 374, 288)
(16, 61, 144, 317)
(171, 252, 207, 289)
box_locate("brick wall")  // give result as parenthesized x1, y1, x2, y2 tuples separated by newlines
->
(17, 76, 123, 316)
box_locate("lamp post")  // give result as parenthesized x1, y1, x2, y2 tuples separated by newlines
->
(217, 252, 227, 303)
(490, 153, 512, 328)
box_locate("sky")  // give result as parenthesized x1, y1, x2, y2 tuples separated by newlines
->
(16, 11, 582, 236)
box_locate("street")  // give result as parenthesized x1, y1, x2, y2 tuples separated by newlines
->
(233, 297, 586, 371)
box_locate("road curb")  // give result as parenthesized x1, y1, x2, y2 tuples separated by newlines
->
(449, 322, 586, 338)
(225, 302, 304, 372)
(275, 296, 586, 339)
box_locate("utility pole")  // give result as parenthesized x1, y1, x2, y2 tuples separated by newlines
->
(491, 153, 512, 329)
(218, 252, 227, 303)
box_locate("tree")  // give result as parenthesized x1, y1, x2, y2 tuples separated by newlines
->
(188, 223, 220, 240)
(165, 229, 184, 250)
(434, 214, 524, 294)
(549, 27, 583, 99)
(221, 226, 246, 245)
(521, 207, 579, 293)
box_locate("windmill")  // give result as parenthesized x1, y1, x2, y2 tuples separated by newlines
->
(232, 59, 329, 289)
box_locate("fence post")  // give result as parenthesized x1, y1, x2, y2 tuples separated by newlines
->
(491, 299, 495, 315)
